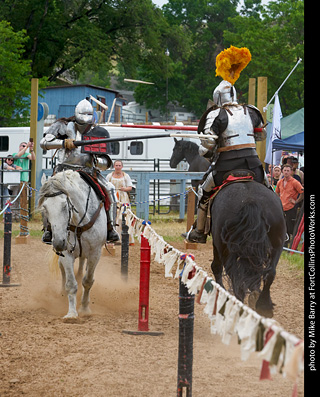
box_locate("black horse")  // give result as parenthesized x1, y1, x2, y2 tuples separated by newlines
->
(169, 138, 210, 189)
(210, 180, 286, 318)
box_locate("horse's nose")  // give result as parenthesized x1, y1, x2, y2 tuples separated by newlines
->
(52, 236, 67, 252)
(169, 160, 177, 168)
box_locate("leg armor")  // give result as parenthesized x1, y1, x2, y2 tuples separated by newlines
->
(186, 170, 216, 244)
(97, 175, 120, 243)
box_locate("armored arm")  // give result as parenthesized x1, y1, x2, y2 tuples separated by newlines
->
(40, 121, 77, 150)
(247, 105, 267, 141)
(198, 108, 221, 157)
(94, 154, 113, 171)
(40, 134, 64, 150)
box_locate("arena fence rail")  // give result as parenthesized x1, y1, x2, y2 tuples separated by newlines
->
(122, 206, 304, 396)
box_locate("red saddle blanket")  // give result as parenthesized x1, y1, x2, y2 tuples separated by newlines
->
(210, 174, 254, 200)
(77, 170, 110, 212)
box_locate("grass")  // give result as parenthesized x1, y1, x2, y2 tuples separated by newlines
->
(280, 251, 304, 274)
(0, 211, 43, 238)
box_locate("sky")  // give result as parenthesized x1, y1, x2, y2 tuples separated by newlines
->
(152, 0, 168, 7)
(152, 0, 271, 9)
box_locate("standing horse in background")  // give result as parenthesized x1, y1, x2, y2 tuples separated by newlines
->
(169, 138, 210, 190)
(38, 170, 108, 320)
(210, 181, 286, 317)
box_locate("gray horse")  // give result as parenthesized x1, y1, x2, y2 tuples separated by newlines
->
(38, 170, 108, 320)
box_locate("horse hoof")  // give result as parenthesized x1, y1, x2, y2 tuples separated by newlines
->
(256, 307, 274, 318)
(63, 313, 79, 323)
(78, 306, 92, 317)
(248, 291, 260, 309)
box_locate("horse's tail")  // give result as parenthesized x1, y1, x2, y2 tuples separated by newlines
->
(221, 200, 272, 300)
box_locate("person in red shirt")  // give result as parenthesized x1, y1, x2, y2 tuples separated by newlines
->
(275, 164, 304, 246)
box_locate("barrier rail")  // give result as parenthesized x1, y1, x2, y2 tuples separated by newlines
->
(122, 207, 304, 395)
(40, 169, 204, 220)
(119, 171, 203, 219)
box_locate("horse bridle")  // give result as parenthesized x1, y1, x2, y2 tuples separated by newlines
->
(44, 187, 103, 256)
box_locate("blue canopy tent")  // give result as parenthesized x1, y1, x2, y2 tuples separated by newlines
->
(272, 131, 304, 152)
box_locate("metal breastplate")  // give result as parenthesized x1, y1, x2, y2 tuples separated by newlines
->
(62, 131, 95, 168)
(218, 107, 255, 151)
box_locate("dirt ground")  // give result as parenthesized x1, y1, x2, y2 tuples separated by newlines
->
(0, 236, 304, 396)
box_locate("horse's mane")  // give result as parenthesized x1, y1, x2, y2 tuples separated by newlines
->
(180, 139, 200, 155)
(38, 170, 81, 207)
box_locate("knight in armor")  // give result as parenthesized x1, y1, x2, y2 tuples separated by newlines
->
(40, 98, 120, 244)
(186, 77, 268, 244)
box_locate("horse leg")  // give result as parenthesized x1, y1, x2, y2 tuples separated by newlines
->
(211, 245, 225, 289)
(60, 254, 78, 320)
(76, 257, 86, 284)
(255, 248, 281, 318)
(59, 258, 66, 295)
(79, 254, 99, 316)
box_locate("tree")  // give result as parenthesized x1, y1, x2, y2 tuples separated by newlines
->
(135, 0, 303, 117)
(135, 0, 240, 117)
(223, 0, 304, 115)
(0, 21, 31, 126)
(0, 0, 168, 82)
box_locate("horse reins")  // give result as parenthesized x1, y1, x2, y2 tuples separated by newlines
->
(44, 189, 104, 256)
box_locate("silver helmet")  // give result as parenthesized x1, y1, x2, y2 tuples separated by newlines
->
(75, 99, 93, 131)
(213, 80, 237, 107)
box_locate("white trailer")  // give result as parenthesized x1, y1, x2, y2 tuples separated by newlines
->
(0, 123, 199, 172)
(0, 126, 54, 169)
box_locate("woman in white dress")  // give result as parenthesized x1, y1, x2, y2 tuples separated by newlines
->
(106, 160, 134, 245)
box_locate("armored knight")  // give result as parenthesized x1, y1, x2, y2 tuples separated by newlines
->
(40, 99, 119, 244)
(185, 79, 267, 244)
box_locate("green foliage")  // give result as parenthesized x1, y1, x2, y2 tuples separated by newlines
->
(0, 0, 304, 123)
(224, 0, 304, 115)
(0, 21, 31, 126)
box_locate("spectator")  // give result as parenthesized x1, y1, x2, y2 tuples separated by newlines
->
(9, 141, 35, 220)
(1, 155, 22, 207)
(266, 174, 274, 190)
(272, 165, 282, 186)
(106, 160, 134, 245)
(275, 164, 304, 247)
(290, 156, 304, 185)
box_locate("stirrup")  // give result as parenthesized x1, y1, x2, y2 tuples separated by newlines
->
(107, 228, 120, 243)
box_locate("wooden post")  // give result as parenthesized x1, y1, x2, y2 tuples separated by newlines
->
(30, 78, 38, 214)
(184, 189, 197, 250)
(248, 78, 256, 106)
(15, 183, 29, 244)
(256, 77, 268, 167)
(1, 206, 20, 287)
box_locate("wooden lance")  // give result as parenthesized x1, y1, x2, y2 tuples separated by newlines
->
(66, 133, 219, 149)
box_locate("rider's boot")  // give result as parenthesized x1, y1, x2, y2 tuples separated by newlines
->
(98, 176, 120, 243)
(184, 171, 216, 244)
(186, 203, 209, 244)
(106, 209, 120, 243)
(185, 190, 212, 244)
